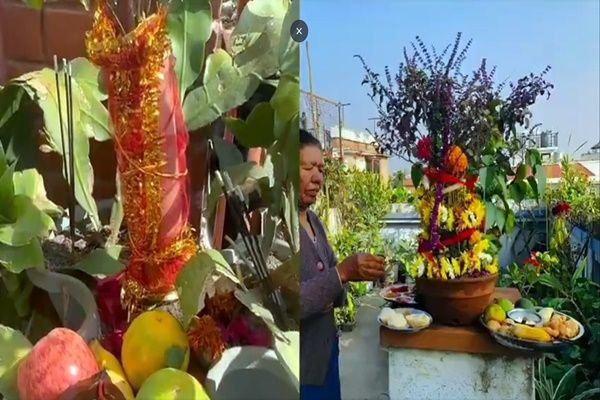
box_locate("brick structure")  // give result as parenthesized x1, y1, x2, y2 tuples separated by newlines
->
(0, 0, 210, 226)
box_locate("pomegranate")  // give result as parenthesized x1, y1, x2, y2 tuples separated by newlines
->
(17, 327, 99, 400)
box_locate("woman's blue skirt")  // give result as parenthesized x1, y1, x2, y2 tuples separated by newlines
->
(300, 337, 341, 400)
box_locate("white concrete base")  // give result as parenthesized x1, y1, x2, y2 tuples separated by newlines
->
(387, 348, 534, 400)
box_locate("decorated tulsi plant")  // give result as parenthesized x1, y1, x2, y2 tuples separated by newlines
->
(357, 33, 552, 280)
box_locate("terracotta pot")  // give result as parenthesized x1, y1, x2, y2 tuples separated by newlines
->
(416, 274, 499, 326)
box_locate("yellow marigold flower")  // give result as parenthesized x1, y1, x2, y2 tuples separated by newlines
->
(426, 258, 434, 279)
(473, 239, 490, 255)
(460, 210, 473, 230)
(459, 251, 471, 274)
(468, 198, 485, 226)
(469, 230, 483, 246)
(445, 145, 468, 176)
(485, 256, 499, 275)
(446, 211, 455, 231)
(451, 258, 461, 277)
(410, 256, 426, 278)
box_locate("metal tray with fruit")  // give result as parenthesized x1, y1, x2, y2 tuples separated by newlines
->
(480, 299, 585, 351)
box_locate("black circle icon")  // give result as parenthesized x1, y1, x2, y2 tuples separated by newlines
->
(291, 20, 308, 43)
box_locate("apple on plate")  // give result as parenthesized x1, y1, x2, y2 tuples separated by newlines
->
(17, 327, 99, 400)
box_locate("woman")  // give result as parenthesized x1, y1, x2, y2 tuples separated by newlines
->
(300, 129, 385, 400)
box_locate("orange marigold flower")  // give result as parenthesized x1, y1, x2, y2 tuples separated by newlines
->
(445, 146, 468, 176)
(469, 230, 483, 246)
(187, 315, 226, 368)
(203, 290, 239, 324)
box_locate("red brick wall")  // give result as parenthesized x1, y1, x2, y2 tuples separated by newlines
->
(0, 0, 209, 226)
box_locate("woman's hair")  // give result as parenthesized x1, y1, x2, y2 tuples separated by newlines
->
(300, 128, 322, 149)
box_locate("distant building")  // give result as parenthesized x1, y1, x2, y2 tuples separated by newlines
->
(328, 126, 390, 182)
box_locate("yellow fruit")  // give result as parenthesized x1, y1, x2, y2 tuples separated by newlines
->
(484, 304, 506, 323)
(122, 310, 190, 391)
(486, 320, 501, 332)
(106, 369, 135, 400)
(496, 298, 514, 313)
(511, 324, 553, 342)
(89, 340, 134, 399)
(89, 339, 127, 378)
(135, 368, 210, 400)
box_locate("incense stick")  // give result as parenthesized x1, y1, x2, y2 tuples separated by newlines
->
(66, 61, 76, 244)
(53, 56, 76, 262)
(215, 170, 287, 328)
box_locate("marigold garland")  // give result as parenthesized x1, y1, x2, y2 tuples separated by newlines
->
(187, 315, 226, 367)
(410, 145, 499, 280)
(202, 291, 239, 324)
(445, 145, 468, 176)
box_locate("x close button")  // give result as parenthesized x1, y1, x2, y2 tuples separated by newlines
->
(291, 19, 308, 43)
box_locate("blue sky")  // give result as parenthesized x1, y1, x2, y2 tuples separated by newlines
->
(299, 0, 600, 173)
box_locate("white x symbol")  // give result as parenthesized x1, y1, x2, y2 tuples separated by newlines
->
(296, 27, 303, 35)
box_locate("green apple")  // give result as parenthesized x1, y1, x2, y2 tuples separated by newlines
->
(135, 368, 210, 400)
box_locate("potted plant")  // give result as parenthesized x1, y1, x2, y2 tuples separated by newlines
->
(349, 282, 368, 307)
(357, 33, 550, 325)
(335, 293, 356, 332)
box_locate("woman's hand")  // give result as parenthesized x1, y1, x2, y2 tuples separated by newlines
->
(336, 253, 385, 283)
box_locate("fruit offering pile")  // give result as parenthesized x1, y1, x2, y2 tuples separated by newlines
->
(11, 310, 213, 400)
(483, 298, 581, 343)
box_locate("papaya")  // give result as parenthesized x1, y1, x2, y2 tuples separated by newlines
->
(121, 310, 190, 391)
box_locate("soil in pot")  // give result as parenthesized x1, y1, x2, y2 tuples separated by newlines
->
(416, 274, 498, 326)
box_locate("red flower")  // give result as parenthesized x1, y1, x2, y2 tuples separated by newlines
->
(552, 202, 570, 217)
(416, 136, 432, 161)
(338, 156, 344, 161)
(525, 252, 541, 268)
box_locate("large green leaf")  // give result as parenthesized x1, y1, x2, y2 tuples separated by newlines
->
(0, 85, 26, 131)
(20, 0, 89, 10)
(0, 239, 45, 273)
(231, 0, 288, 77)
(277, 0, 299, 78)
(269, 253, 299, 294)
(13, 168, 62, 218)
(0, 161, 16, 222)
(14, 66, 102, 230)
(273, 330, 299, 392)
(175, 249, 237, 328)
(0, 324, 32, 400)
(183, 50, 261, 131)
(71, 245, 125, 279)
(166, 0, 213, 98)
(212, 134, 244, 169)
(224, 102, 276, 148)
(69, 58, 111, 142)
(0, 86, 38, 171)
(234, 288, 285, 341)
(0, 195, 55, 247)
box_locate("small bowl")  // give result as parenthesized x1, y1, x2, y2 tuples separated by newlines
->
(507, 308, 542, 326)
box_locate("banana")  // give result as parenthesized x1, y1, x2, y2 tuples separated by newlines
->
(511, 324, 553, 342)
(89, 339, 125, 375)
(538, 307, 554, 324)
(89, 339, 134, 399)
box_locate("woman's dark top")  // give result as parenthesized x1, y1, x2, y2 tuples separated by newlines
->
(300, 210, 347, 386)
